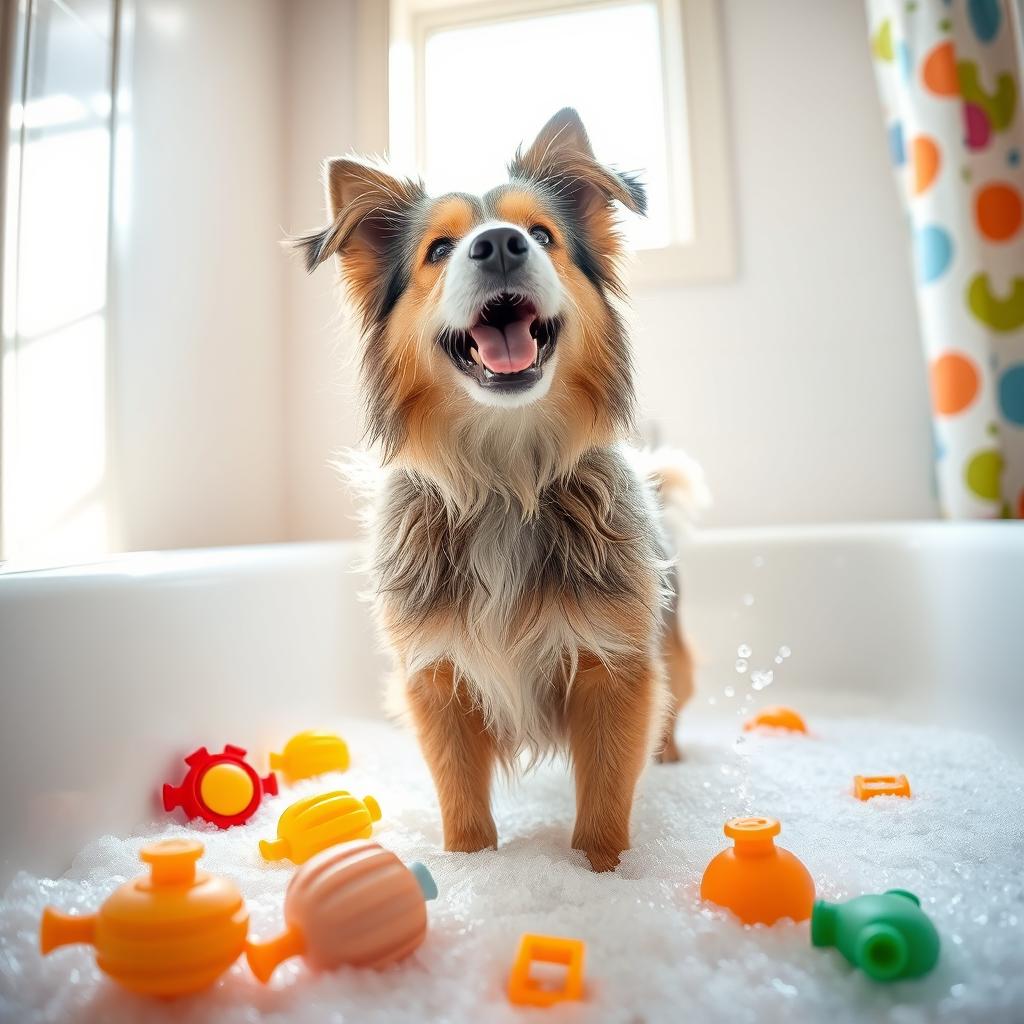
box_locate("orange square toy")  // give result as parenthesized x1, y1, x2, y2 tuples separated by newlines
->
(507, 934, 585, 1007)
(854, 774, 911, 800)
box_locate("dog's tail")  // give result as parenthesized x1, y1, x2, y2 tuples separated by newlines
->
(637, 446, 711, 534)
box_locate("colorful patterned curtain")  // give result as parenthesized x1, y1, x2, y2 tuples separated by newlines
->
(868, 0, 1024, 518)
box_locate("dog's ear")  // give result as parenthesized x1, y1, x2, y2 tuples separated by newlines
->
(292, 157, 426, 320)
(509, 108, 647, 222)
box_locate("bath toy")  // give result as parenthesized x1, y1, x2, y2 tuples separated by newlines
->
(259, 790, 382, 863)
(162, 744, 278, 828)
(40, 839, 248, 997)
(508, 934, 586, 1007)
(743, 706, 807, 734)
(247, 841, 436, 982)
(269, 730, 350, 782)
(700, 816, 815, 925)
(812, 889, 940, 981)
(854, 774, 911, 800)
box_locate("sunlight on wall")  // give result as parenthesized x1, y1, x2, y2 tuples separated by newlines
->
(421, 1, 679, 250)
(2, 0, 114, 563)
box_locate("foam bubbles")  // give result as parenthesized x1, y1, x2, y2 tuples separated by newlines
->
(2, 716, 1023, 1022)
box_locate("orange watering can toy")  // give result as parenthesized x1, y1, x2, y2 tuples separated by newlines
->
(40, 839, 248, 998)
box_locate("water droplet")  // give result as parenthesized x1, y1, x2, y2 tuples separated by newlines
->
(778, 645, 791, 658)
(771, 978, 797, 998)
(737, 643, 752, 658)
(734, 659, 748, 674)
(742, 593, 755, 607)
(753, 555, 765, 569)
(707, 696, 717, 705)
(751, 670, 775, 691)
(774, 655, 784, 664)
(724, 686, 736, 698)
(950, 983, 966, 998)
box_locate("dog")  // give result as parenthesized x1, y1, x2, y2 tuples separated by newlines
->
(296, 108, 698, 871)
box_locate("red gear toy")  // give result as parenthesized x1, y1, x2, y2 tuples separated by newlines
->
(162, 744, 278, 829)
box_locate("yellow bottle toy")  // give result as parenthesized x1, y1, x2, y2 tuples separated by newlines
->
(259, 790, 382, 864)
(269, 730, 350, 782)
(40, 839, 248, 998)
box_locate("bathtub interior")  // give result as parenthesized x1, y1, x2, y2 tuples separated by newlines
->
(0, 524, 1022, 1023)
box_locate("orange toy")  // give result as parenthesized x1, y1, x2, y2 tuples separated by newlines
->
(259, 790, 382, 864)
(854, 774, 911, 800)
(743, 706, 807, 734)
(247, 841, 437, 982)
(508, 934, 586, 1007)
(40, 839, 248, 998)
(700, 816, 815, 925)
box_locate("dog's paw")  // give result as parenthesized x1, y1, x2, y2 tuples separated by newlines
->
(444, 818, 498, 853)
(572, 828, 626, 872)
(655, 738, 684, 764)
(580, 845, 622, 872)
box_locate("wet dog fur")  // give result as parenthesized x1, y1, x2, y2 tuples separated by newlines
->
(296, 109, 696, 871)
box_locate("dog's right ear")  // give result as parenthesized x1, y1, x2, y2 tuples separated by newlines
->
(292, 157, 425, 320)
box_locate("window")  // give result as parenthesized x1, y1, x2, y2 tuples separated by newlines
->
(1, 0, 121, 563)
(387, 0, 735, 284)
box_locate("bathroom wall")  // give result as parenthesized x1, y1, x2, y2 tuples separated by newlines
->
(280, 0, 938, 537)
(631, 0, 937, 526)
(112, 0, 288, 551)
(279, 0, 365, 542)
(61, 0, 936, 555)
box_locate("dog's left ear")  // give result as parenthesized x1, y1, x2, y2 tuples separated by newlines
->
(509, 108, 647, 223)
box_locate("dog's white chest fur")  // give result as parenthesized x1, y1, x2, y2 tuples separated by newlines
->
(371, 446, 668, 753)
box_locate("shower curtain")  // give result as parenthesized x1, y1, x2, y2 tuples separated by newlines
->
(868, 0, 1024, 518)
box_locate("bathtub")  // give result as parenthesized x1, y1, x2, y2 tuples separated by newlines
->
(1, 522, 1021, 889)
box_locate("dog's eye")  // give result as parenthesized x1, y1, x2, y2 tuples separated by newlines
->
(529, 225, 552, 246)
(426, 238, 454, 264)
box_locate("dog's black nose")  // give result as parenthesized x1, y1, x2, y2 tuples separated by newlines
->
(468, 226, 529, 274)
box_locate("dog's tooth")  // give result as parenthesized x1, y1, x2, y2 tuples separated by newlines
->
(469, 345, 482, 365)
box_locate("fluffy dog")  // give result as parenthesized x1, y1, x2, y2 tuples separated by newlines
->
(297, 108, 696, 871)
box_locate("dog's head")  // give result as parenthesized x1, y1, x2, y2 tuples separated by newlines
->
(297, 108, 645, 478)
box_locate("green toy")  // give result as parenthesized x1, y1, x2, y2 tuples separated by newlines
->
(811, 889, 940, 981)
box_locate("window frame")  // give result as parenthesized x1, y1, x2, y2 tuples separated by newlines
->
(383, 0, 736, 286)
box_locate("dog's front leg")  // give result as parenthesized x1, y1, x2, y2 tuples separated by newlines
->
(567, 653, 655, 872)
(407, 661, 498, 853)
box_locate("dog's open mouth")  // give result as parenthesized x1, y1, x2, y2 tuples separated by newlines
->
(441, 293, 560, 392)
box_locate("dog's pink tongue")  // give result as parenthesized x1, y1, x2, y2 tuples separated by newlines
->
(469, 317, 537, 374)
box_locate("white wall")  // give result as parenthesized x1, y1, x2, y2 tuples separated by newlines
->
(113, 0, 287, 551)
(632, 0, 937, 525)
(279, 0, 937, 536)
(280, 0, 364, 541)
(99, 0, 937, 550)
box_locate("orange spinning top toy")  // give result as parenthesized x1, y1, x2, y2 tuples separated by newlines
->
(700, 816, 815, 925)
(40, 839, 248, 997)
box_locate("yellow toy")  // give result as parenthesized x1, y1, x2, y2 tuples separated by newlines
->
(259, 790, 382, 864)
(269, 730, 350, 782)
(39, 839, 248, 998)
